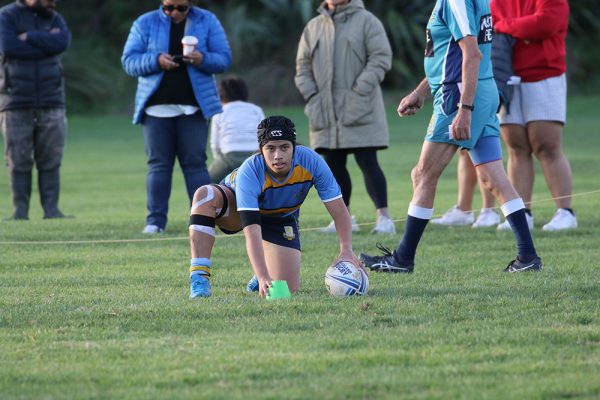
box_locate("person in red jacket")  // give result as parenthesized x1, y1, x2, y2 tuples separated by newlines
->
(493, 0, 577, 231)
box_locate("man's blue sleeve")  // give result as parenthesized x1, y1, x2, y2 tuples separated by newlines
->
(25, 13, 70, 56)
(121, 16, 161, 78)
(0, 11, 46, 59)
(197, 13, 231, 74)
(444, 0, 477, 41)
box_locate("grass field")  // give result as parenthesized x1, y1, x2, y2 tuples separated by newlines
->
(1, 96, 599, 399)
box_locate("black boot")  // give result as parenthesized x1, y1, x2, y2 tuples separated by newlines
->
(39, 168, 68, 219)
(8, 170, 32, 220)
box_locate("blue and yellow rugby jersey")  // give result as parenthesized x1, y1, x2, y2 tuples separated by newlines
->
(424, 0, 494, 96)
(222, 146, 342, 218)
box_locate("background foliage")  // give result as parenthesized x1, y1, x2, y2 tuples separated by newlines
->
(1, 0, 599, 112)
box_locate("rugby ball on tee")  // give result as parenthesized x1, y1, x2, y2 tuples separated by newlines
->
(325, 261, 368, 296)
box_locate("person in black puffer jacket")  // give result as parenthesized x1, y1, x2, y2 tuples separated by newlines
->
(0, 0, 71, 220)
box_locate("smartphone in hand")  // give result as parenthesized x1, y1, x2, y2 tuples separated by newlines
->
(172, 54, 185, 65)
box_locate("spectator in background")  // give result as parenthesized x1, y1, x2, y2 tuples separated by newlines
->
(121, 0, 231, 234)
(0, 0, 71, 220)
(430, 150, 499, 228)
(493, 0, 577, 231)
(295, 0, 396, 235)
(208, 77, 264, 183)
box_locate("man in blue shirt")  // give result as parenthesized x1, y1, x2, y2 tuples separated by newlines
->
(187, 116, 363, 298)
(360, 0, 542, 274)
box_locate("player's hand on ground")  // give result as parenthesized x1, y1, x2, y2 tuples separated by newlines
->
(397, 90, 423, 117)
(158, 53, 179, 71)
(451, 109, 472, 141)
(258, 276, 272, 298)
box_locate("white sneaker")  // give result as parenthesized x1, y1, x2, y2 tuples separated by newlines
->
(497, 212, 534, 231)
(371, 215, 396, 234)
(320, 215, 360, 233)
(472, 208, 500, 228)
(542, 209, 578, 231)
(430, 205, 474, 226)
(142, 224, 164, 234)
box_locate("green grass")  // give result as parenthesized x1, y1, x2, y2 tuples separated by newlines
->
(1, 96, 599, 399)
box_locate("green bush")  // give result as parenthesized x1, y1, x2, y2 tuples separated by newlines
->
(3, 0, 596, 111)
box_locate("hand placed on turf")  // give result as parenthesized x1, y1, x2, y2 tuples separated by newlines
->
(257, 275, 272, 298)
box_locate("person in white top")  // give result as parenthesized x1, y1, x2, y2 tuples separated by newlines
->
(209, 77, 265, 182)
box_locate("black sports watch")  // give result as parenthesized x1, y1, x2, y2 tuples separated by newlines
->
(457, 102, 475, 111)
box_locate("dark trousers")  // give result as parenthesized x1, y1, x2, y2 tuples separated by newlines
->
(1, 108, 67, 218)
(320, 148, 388, 209)
(142, 112, 210, 229)
(1, 108, 66, 172)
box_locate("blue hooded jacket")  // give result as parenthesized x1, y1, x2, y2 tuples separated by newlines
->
(121, 6, 231, 124)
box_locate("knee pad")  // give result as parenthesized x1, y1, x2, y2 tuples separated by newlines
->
(189, 214, 216, 236)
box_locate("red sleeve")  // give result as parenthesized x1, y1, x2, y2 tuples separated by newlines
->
(494, 0, 568, 41)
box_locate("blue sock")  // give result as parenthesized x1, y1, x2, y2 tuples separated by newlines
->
(395, 215, 429, 264)
(506, 209, 538, 262)
(190, 258, 212, 279)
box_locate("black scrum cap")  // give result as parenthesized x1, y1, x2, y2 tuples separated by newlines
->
(257, 116, 297, 148)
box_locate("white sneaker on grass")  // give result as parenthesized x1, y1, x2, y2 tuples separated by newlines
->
(320, 215, 359, 233)
(497, 212, 534, 231)
(371, 215, 396, 234)
(542, 208, 578, 231)
(430, 205, 474, 226)
(472, 208, 500, 228)
(142, 224, 164, 234)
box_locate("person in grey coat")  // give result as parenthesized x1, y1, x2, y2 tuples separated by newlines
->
(0, 0, 71, 220)
(295, 0, 395, 235)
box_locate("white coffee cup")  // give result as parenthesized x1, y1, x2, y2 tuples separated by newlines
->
(181, 36, 198, 56)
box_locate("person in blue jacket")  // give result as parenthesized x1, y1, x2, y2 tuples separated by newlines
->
(121, 0, 231, 234)
(0, 0, 71, 220)
(186, 116, 363, 298)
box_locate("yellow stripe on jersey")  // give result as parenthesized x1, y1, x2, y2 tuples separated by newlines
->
(260, 205, 303, 215)
(263, 165, 314, 191)
(227, 170, 238, 186)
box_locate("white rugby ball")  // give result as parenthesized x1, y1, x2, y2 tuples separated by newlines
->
(325, 261, 368, 296)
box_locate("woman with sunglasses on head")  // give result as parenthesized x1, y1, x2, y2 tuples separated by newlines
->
(122, 0, 231, 234)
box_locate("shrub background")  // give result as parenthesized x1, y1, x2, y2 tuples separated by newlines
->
(1, 0, 598, 113)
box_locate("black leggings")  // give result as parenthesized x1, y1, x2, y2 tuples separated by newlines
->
(321, 148, 388, 209)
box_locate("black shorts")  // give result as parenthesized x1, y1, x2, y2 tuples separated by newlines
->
(260, 215, 301, 251)
(216, 187, 301, 251)
(219, 216, 301, 250)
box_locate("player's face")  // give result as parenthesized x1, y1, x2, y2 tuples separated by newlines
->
(262, 140, 294, 179)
